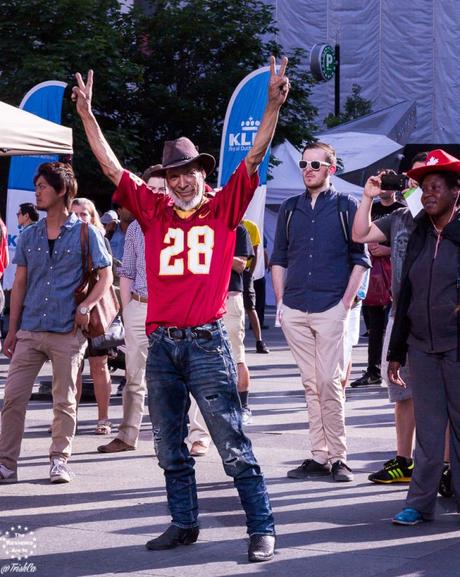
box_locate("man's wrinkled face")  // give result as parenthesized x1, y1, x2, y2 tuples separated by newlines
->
(166, 162, 205, 210)
(301, 148, 334, 191)
(421, 173, 459, 218)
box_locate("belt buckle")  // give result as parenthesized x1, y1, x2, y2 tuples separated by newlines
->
(192, 329, 212, 341)
(166, 326, 180, 339)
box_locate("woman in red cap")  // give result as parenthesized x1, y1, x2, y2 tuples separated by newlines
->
(376, 149, 460, 525)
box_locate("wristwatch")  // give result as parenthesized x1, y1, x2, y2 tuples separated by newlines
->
(79, 306, 89, 315)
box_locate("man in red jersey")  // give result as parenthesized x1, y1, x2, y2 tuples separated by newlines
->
(73, 57, 289, 563)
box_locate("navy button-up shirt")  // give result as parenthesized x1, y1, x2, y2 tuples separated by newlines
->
(14, 214, 112, 333)
(271, 187, 370, 313)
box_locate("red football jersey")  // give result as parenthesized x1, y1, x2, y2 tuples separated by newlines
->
(113, 161, 258, 335)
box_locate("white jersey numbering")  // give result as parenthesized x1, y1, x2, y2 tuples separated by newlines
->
(159, 226, 215, 275)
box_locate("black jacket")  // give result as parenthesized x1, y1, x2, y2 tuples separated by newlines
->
(387, 211, 460, 365)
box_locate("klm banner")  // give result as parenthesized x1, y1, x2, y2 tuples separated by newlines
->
(4, 81, 67, 289)
(218, 66, 270, 187)
(218, 66, 272, 280)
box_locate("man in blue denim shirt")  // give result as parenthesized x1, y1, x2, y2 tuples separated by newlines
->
(0, 162, 112, 485)
(271, 141, 370, 483)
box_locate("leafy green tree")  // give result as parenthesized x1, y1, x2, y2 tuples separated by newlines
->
(324, 84, 373, 128)
(0, 0, 318, 199)
(132, 0, 318, 177)
(0, 0, 142, 198)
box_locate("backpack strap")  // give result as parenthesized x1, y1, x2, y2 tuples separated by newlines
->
(284, 194, 302, 245)
(337, 194, 351, 245)
(285, 192, 352, 247)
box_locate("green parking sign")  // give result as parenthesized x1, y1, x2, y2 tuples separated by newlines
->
(310, 44, 336, 81)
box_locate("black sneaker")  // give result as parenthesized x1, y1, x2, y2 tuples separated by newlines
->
(256, 340, 270, 354)
(439, 463, 454, 498)
(350, 371, 382, 387)
(331, 460, 354, 482)
(287, 459, 331, 479)
(368, 456, 414, 484)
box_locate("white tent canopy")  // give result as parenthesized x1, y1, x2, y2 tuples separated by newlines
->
(0, 100, 73, 156)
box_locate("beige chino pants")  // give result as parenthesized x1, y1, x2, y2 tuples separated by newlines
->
(121, 298, 210, 448)
(281, 301, 349, 464)
(0, 329, 87, 471)
(119, 298, 149, 446)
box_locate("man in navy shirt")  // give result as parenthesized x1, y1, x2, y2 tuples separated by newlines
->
(271, 141, 369, 482)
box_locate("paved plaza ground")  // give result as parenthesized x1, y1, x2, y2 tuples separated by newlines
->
(1, 312, 459, 577)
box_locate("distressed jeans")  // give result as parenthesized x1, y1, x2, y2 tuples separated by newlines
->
(146, 320, 275, 535)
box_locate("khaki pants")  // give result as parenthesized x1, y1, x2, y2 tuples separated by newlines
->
(121, 299, 210, 447)
(0, 329, 87, 471)
(281, 301, 349, 464)
(222, 292, 245, 364)
(120, 299, 149, 446)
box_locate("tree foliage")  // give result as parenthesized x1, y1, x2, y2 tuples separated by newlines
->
(324, 84, 373, 129)
(0, 0, 318, 201)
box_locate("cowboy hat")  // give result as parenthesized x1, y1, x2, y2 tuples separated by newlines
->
(148, 137, 215, 177)
(407, 149, 460, 182)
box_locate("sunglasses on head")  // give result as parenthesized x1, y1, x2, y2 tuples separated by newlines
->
(298, 160, 331, 171)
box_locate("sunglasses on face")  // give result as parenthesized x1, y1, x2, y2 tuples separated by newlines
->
(298, 160, 331, 171)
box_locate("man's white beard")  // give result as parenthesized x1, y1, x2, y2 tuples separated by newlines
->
(168, 190, 203, 211)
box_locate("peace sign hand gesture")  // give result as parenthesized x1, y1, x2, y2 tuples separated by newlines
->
(71, 70, 94, 118)
(268, 56, 289, 107)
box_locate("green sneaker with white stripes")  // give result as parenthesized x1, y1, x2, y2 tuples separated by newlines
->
(368, 457, 414, 484)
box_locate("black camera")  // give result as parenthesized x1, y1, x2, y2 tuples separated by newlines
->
(380, 173, 409, 191)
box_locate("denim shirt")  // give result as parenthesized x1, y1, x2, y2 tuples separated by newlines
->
(14, 214, 112, 333)
(109, 224, 126, 262)
(271, 187, 370, 313)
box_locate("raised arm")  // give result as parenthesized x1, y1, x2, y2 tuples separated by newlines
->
(245, 56, 290, 176)
(72, 70, 123, 186)
(352, 175, 387, 244)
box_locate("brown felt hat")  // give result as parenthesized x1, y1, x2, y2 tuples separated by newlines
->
(148, 137, 215, 177)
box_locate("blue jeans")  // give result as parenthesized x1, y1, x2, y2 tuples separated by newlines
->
(146, 320, 275, 535)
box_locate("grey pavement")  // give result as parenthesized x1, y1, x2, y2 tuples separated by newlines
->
(1, 312, 459, 577)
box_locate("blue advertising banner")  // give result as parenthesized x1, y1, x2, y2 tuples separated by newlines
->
(4, 81, 67, 289)
(218, 66, 270, 187)
(218, 66, 276, 280)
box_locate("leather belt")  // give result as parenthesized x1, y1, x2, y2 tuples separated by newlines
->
(165, 327, 212, 341)
(131, 292, 148, 303)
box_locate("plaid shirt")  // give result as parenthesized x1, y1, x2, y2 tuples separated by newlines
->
(118, 219, 147, 298)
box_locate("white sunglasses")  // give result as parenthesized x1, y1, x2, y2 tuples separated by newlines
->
(298, 160, 331, 171)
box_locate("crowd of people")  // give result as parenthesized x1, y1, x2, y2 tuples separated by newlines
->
(0, 56, 459, 563)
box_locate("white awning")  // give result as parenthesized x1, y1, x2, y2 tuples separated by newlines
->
(0, 100, 73, 156)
